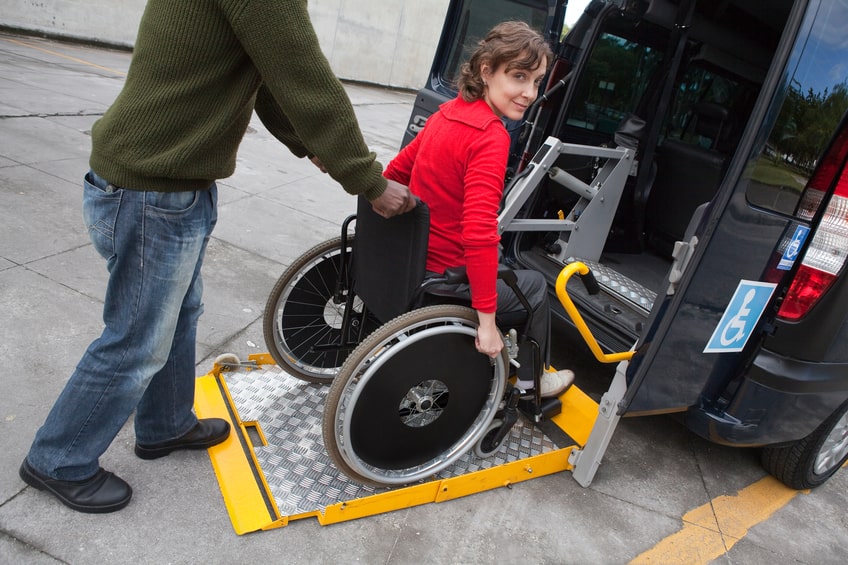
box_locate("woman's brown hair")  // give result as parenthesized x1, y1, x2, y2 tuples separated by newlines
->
(457, 21, 553, 103)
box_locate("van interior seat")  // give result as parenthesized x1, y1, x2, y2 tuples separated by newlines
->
(644, 102, 730, 257)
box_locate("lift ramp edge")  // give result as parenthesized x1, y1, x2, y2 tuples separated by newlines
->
(552, 384, 600, 446)
(194, 372, 286, 534)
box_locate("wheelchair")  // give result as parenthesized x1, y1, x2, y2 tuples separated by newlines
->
(261, 218, 375, 384)
(263, 196, 573, 486)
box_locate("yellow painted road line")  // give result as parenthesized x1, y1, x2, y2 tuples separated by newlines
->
(630, 476, 808, 564)
(1, 37, 126, 76)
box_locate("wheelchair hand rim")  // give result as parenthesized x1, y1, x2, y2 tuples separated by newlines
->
(335, 324, 506, 485)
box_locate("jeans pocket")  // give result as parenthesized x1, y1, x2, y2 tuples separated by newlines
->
(144, 188, 215, 245)
(83, 172, 122, 260)
(144, 190, 200, 215)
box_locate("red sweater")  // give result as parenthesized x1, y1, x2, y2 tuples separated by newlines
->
(385, 97, 509, 313)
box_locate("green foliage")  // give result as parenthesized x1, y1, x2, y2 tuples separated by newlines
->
(771, 81, 848, 172)
(749, 160, 806, 192)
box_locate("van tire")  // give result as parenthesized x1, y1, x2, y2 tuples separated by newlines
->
(761, 399, 848, 489)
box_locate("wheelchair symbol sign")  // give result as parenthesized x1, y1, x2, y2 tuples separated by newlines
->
(704, 280, 777, 353)
(778, 225, 810, 270)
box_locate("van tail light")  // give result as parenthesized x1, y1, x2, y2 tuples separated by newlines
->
(777, 128, 848, 321)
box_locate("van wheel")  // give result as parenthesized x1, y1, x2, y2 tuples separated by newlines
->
(761, 399, 848, 489)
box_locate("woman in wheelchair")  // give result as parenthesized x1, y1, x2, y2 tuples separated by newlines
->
(264, 21, 577, 487)
(384, 21, 574, 399)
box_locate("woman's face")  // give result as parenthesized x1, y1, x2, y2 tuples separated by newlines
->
(481, 55, 547, 121)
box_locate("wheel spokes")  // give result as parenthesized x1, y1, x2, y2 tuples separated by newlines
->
(814, 410, 848, 475)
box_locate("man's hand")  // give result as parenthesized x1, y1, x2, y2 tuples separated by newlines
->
(312, 156, 413, 217)
(370, 179, 416, 218)
(309, 155, 328, 173)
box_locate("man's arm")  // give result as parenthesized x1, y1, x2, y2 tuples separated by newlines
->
(232, 0, 412, 215)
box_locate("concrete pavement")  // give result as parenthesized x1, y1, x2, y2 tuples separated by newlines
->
(1, 32, 846, 564)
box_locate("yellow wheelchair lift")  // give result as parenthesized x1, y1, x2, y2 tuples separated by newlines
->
(195, 262, 633, 534)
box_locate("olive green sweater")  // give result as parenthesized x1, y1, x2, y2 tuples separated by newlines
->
(90, 0, 387, 199)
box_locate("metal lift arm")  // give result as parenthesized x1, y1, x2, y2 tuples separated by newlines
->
(498, 137, 634, 263)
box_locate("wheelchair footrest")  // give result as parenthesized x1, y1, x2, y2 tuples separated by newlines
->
(518, 396, 563, 422)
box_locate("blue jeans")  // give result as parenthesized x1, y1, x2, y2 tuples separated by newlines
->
(26, 171, 217, 481)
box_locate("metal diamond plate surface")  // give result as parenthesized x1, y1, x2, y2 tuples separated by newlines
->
(224, 366, 558, 517)
(576, 258, 657, 314)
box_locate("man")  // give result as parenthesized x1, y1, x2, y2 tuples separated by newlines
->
(19, 0, 414, 513)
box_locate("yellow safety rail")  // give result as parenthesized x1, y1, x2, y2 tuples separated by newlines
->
(554, 262, 635, 364)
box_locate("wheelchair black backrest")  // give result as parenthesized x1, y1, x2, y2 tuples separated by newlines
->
(352, 196, 430, 324)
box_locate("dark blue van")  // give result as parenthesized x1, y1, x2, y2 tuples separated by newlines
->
(402, 0, 848, 488)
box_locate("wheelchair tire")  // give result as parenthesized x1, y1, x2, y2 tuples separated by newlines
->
(262, 237, 378, 384)
(323, 304, 508, 486)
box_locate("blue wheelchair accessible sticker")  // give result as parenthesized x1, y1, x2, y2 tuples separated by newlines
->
(704, 280, 777, 353)
(778, 225, 810, 270)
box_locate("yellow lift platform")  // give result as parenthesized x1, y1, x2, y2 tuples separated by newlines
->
(195, 263, 633, 535)
(194, 353, 598, 534)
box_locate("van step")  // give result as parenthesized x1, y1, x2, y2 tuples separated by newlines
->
(568, 258, 657, 315)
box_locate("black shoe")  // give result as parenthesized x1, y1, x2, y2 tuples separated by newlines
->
(19, 459, 132, 514)
(134, 418, 231, 460)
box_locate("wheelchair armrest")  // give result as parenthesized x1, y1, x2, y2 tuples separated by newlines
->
(440, 265, 528, 312)
(495, 265, 534, 340)
(421, 264, 535, 342)
(442, 266, 469, 285)
(442, 265, 517, 284)
(496, 264, 517, 285)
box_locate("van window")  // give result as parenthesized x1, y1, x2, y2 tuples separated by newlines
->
(664, 68, 749, 150)
(747, 4, 848, 216)
(565, 32, 663, 135)
(440, 0, 551, 87)
(747, 83, 848, 215)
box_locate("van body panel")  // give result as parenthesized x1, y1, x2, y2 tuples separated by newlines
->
(686, 348, 848, 446)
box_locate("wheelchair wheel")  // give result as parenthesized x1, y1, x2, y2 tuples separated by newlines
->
(474, 419, 506, 458)
(262, 237, 378, 383)
(323, 304, 508, 486)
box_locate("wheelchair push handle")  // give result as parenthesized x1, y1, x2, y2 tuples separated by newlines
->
(554, 262, 634, 364)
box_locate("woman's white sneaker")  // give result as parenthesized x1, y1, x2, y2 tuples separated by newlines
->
(539, 369, 575, 398)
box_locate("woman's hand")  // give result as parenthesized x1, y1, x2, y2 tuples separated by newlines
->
(475, 311, 503, 358)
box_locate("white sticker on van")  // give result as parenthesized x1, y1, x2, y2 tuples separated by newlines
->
(778, 225, 810, 270)
(704, 280, 777, 353)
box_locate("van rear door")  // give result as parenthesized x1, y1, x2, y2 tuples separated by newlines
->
(621, 0, 848, 420)
(400, 0, 566, 147)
